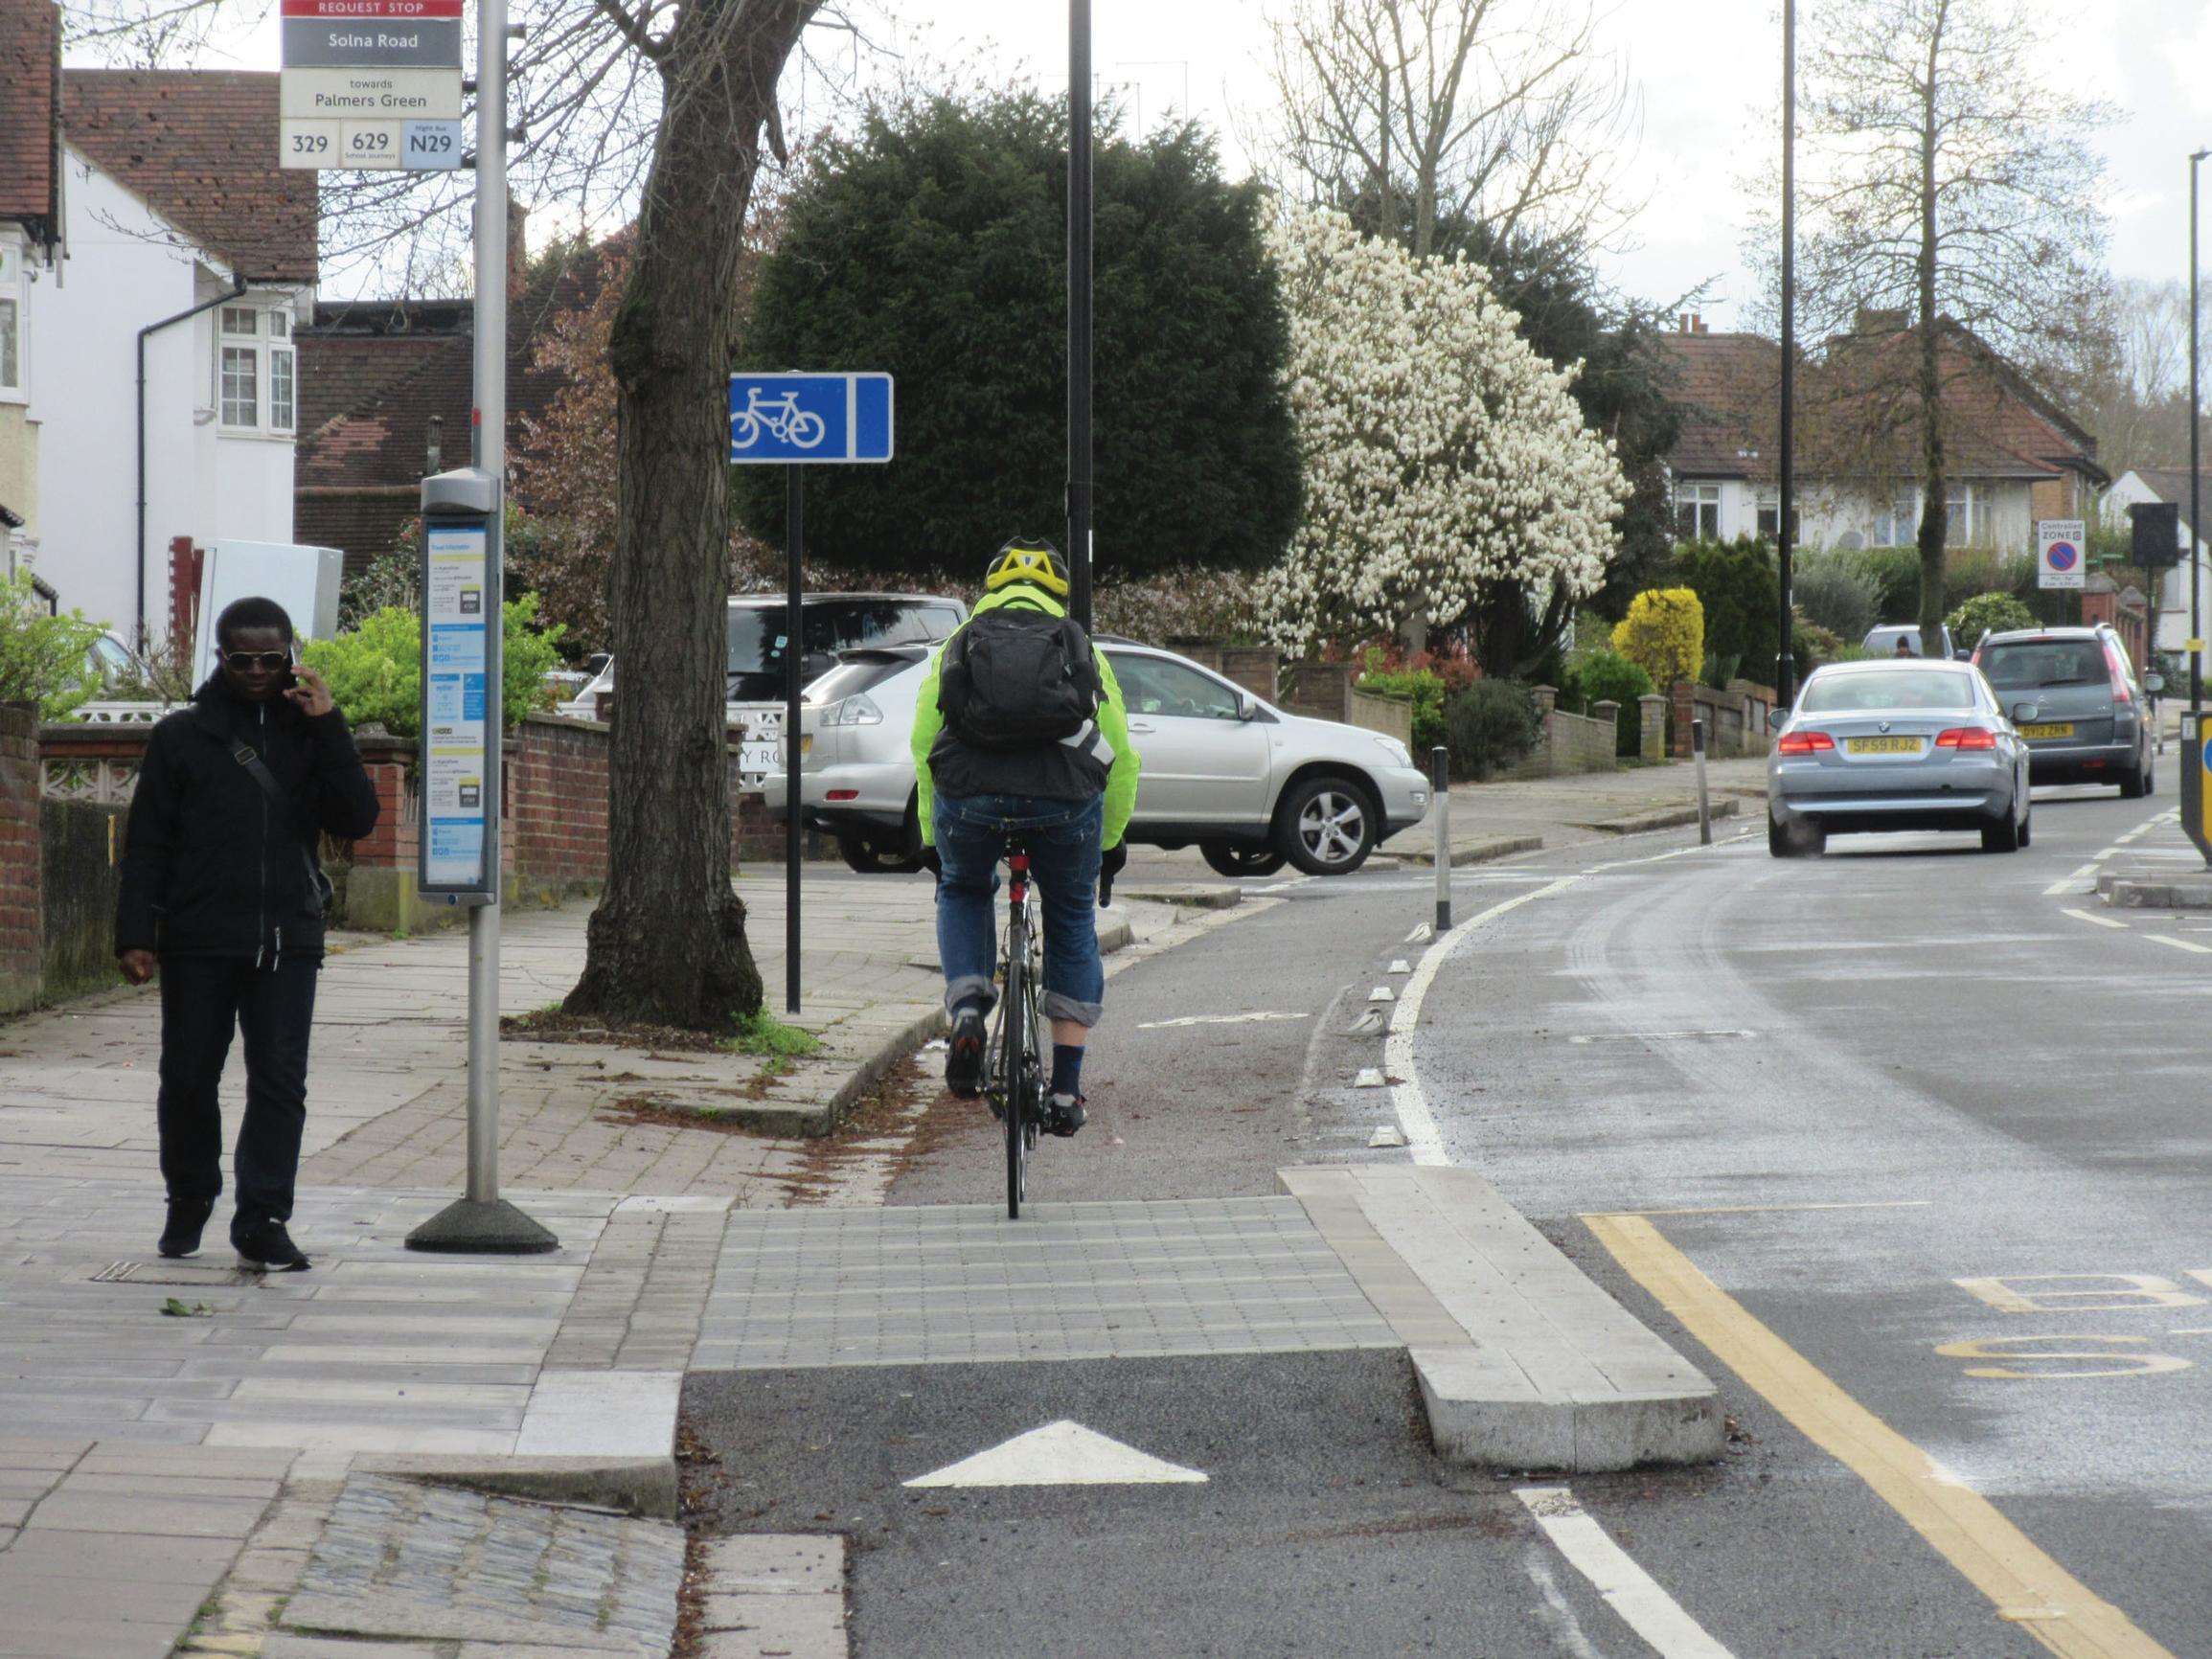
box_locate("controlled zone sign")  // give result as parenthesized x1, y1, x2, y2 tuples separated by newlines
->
(2038, 519, 2087, 590)
(728, 373, 894, 465)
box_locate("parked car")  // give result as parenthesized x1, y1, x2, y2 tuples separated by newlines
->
(557, 592, 967, 782)
(763, 636, 1434, 876)
(1767, 657, 2033, 856)
(1971, 625, 2152, 796)
(1862, 623, 1962, 660)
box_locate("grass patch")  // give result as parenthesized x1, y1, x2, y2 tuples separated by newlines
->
(722, 1011, 822, 1059)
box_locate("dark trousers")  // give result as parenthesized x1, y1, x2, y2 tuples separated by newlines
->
(157, 955, 321, 1224)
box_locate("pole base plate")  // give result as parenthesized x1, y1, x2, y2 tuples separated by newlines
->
(404, 1196, 560, 1255)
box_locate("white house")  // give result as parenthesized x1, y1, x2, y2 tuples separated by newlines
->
(2100, 467, 2211, 657)
(4, 52, 317, 652)
(1656, 314, 2108, 562)
(0, 0, 62, 587)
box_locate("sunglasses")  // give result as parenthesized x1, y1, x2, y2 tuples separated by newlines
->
(224, 651, 293, 672)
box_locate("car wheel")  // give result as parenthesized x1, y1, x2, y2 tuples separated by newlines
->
(1768, 814, 1822, 857)
(2121, 759, 2147, 799)
(1981, 812, 2022, 852)
(1200, 840, 1288, 878)
(2018, 804, 2031, 848)
(1274, 776, 1379, 875)
(837, 834, 905, 875)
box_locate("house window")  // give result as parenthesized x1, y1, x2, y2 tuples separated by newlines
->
(1874, 493, 1917, 546)
(1675, 482, 1722, 541)
(217, 304, 296, 434)
(0, 243, 20, 395)
(1756, 489, 1780, 541)
(1945, 484, 1974, 545)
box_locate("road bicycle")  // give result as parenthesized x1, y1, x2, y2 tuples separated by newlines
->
(985, 838, 1117, 1219)
(729, 387, 827, 451)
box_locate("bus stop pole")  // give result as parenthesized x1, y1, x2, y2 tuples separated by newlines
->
(1694, 718, 1712, 846)
(1431, 745, 1450, 934)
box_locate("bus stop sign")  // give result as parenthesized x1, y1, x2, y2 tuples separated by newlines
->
(2184, 714, 2212, 866)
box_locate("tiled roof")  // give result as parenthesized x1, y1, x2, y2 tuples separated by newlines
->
(295, 254, 607, 575)
(1657, 323, 2104, 487)
(1653, 331, 1779, 479)
(62, 70, 315, 284)
(0, 0, 60, 235)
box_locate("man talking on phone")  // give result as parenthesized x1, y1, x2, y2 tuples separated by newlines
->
(115, 597, 381, 1271)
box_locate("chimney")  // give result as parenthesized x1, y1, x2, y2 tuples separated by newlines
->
(1693, 315, 1706, 334)
(1678, 313, 1691, 333)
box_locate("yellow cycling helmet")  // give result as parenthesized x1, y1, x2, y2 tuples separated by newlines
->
(984, 537, 1071, 598)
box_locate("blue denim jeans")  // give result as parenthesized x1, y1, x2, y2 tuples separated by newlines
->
(934, 792, 1106, 1026)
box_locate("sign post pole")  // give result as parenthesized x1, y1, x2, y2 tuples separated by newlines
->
(728, 372, 896, 1018)
(785, 464, 803, 1015)
(405, 0, 553, 1256)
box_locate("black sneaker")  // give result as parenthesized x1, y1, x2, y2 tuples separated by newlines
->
(233, 1218, 311, 1273)
(157, 1198, 214, 1260)
(1047, 1092, 1087, 1138)
(946, 1007, 987, 1100)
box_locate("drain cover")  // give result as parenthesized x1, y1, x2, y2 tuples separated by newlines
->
(92, 1260, 257, 1286)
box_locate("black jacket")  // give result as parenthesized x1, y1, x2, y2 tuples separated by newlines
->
(115, 677, 381, 961)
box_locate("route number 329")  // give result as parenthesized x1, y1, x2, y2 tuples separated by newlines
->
(289, 131, 329, 155)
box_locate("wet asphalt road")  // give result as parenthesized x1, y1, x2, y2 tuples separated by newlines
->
(689, 780, 2211, 1655)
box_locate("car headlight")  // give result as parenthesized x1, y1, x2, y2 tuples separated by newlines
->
(823, 693, 884, 727)
(1372, 733, 1413, 767)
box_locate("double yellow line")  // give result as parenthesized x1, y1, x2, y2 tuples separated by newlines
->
(1585, 1212, 2175, 1659)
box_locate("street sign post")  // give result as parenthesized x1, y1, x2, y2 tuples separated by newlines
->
(729, 372, 896, 1014)
(2038, 519, 2087, 591)
(279, 0, 464, 172)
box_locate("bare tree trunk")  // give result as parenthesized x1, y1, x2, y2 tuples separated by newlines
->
(566, 0, 818, 1029)
(1913, 6, 1948, 654)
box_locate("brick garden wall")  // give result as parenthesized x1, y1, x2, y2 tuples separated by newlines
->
(0, 703, 39, 1012)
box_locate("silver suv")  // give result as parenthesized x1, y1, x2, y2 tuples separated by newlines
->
(1973, 625, 2153, 796)
(765, 638, 1433, 877)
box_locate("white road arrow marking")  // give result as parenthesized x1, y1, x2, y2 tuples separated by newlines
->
(903, 1420, 1207, 1488)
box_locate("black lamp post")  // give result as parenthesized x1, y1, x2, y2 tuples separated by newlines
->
(1068, 0, 1095, 631)
(2192, 148, 2206, 717)
(1776, 0, 1797, 708)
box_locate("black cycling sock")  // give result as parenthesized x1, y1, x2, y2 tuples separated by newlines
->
(1050, 1044, 1084, 1097)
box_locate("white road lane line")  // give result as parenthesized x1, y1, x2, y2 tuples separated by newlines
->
(2060, 907, 2130, 929)
(1516, 1488, 1738, 1658)
(2146, 934, 2212, 955)
(2043, 862, 2103, 897)
(1387, 875, 1579, 1164)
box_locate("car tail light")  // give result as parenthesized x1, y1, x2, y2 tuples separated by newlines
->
(826, 788, 859, 801)
(1934, 727, 1996, 750)
(1776, 731, 1834, 754)
(2103, 641, 2132, 703)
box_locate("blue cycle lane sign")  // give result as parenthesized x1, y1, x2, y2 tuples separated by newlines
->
(728, 373, 894, 465)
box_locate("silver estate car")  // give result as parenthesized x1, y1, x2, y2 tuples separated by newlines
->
(764, 638, 1433, 876)
(1767, 658, 2034, 856)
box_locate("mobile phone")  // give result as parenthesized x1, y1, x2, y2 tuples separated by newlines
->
(280, 665, 300, 691)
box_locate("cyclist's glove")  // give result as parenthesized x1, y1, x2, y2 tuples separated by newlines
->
(920, 844, 942, 894)
(1101, 842, 1128, 880)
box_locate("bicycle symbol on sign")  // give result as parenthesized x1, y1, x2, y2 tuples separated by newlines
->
(730, 387, 828, 451)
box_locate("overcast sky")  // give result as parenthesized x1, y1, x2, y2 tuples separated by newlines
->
(135, 0, 2212, 325)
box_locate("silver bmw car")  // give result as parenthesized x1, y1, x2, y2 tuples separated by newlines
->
(1767, 659, 2034, 856)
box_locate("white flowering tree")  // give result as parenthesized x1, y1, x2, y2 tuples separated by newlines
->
(1261, 205, 1628, 670)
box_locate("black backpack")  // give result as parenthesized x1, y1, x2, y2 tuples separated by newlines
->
(938, 606, 1100, 750)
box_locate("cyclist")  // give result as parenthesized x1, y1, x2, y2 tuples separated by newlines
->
(911, 538, 1139, 1137)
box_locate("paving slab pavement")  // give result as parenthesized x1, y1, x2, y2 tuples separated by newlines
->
(0, 757, 1748, 1654)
